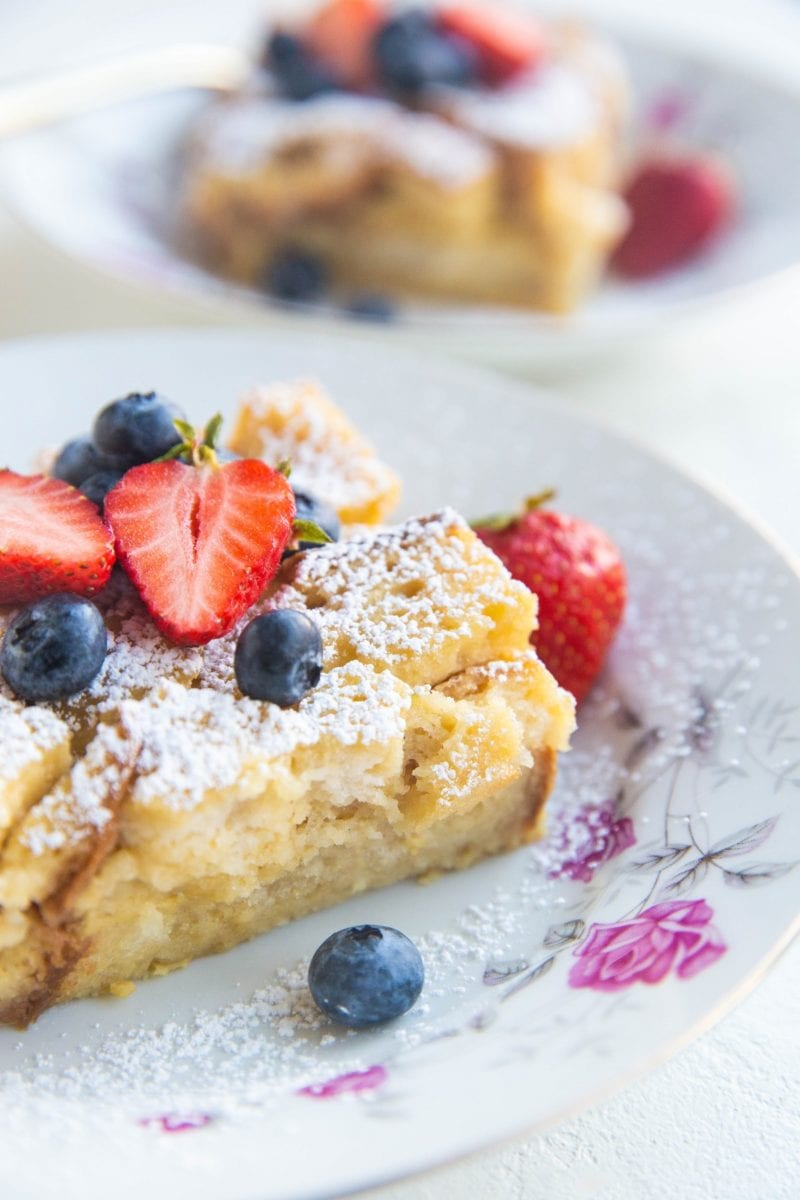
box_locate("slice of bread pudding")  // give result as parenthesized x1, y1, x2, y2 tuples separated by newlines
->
(182, 3, 629, 313)
(0, 511, 574, 1026)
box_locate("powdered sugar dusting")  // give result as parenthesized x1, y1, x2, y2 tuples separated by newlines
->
(438, 61, 600, 149)
(190, 93, 493, 189)
(19, 724, 128, 857)
(235, 380, 399, 517)
(0, 694, 69, 785)
(121, 661, 411, 812)
(2, 512, 491, 828)
(272, 508, 530, 678)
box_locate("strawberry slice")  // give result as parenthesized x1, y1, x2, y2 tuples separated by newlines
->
(436, 3, 546, 85)
(612, 152, 736, 279)
(305, 0, 386, 89)
(0, 470, 116, 605)
(105, 425, 294, 646)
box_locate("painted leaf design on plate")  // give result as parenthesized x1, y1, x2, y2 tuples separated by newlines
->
(483, 960, 529, 986)
(544, 919, 586, 947)
(663, 858, 709, 897)
(629, 845, 691, 872)
(501, 956, 555, 1001)
(708, 817, 778, 859)
(722, 862, 797, 888)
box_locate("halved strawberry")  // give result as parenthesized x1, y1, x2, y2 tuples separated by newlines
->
(436, 3, 546, 85)
(305, 0, 386, 89)
(104, 422, 295, 646)
(0, 470, 116, 604)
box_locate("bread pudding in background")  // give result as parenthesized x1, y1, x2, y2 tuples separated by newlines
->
(183, 0, 631, 314)
(0, 384, 576, 1026)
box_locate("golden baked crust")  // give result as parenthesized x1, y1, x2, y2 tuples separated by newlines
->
(183, 26, 629, 313)
(0, 511, 574, 1026)
(228, 378, 401, 525)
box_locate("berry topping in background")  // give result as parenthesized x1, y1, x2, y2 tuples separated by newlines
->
(474, 491, 626, 703)
(92, 392, 185, 467)
(305, 0, 386, 90)
(265, 248, 329, 304)
(612, 152, 736, 279)
(0, 593, 108, 702)
(308, 924, 424, 1027)
(104, 415, 295, 646)
(437, 2, 546, 85)
(372, 8, 477, 95)
(0, 471, 116, 605)
(264, 31, 342, 101)
(234, 609, 323, 705)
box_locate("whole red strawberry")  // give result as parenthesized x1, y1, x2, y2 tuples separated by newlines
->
(105, 416, 295, 646)
(475, 493, 626, 703)
(0, 470, 116, 604)
(613, 151, 735, 279)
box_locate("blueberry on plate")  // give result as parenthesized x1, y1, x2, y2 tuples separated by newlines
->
(264, 249, 328, 304)
(373, 9, 477, 95)
(52, 435, 112, 487)
(92, 392, 185, 466)
(80, 468, 126, 513)
(234, 609, 323, 706)
(292, 487, 341, 549)
(264, 31, 340, 101)
(343, 292, 396, 322)
(0, 593, 108, 703)
(308, 925, 425, 1028)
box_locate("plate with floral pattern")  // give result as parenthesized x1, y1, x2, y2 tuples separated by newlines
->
(1, 18, 800, 366)
(0, 328, 798, 1200)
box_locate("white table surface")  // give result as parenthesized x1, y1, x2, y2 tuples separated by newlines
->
(0, 2, 798, 1198)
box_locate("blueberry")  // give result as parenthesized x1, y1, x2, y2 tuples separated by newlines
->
(343, 293, 396, 322)
(234, 609, 322, 706)
(293, 487, 341, 548)
(92, 392, 184, 466)
(264, 250, 328, 304)
(373, 11, 477, 95)
(52, 436, 113, 486)
(264, 31, 340, 101)
(1, 593, 108, 703)
(308, 925, 424, 1028)
(80, 468, 126, 513)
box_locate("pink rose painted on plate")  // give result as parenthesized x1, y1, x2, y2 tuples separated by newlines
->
(139, 1112, 214, 1133)
(569, 899, 726, 992)
(298, 1064, 388, 1099)
(548, 800, 636, 884)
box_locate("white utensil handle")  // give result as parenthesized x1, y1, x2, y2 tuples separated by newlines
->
(0, 44, 247, 139)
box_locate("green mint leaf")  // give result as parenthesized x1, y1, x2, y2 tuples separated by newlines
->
(203, 413, 224, 450)
(293, 519, 332, 545)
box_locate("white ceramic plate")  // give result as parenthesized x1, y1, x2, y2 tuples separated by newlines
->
(0, 328, 798, 1200)
(1, 22, 800, 366)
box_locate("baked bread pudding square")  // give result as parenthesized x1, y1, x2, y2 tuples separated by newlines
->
(182, 0, 630, 313)
(0, 389, 576, 1027)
